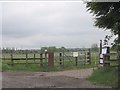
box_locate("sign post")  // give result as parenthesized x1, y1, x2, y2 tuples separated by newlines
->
(99, 40, 103, 66)
(99, 46, 110, 67)
(45, 49, 48, 66)
(73, 52, 78, 66)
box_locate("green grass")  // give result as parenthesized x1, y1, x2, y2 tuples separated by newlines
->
(2, 64, 39, 72)
(2, 63, 95, 72)
(0, 62, 2, 71)
(86, 67, 118, 87)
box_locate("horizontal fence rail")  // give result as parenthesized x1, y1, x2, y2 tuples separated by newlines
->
(1, 58, 46, 60)
(103, 52, 120, 67)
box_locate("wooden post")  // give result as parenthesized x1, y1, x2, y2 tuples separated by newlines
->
(99, 40, 102, 64)
(48, 52, 54, 67)
(99, 40, 104, 67)
(84, 52, 86, 65)
(86, 49, 91, 64)
(107, 47, 110, 66)
(34, 53, 35, 64)
(89, 49, 91, 64)
(103, 54, 110, 67)
(103, 47, 110, 67)
(100, 40, 102, 55)
(45, 52, 47, 66)
(75, 57, 78, 66)
(40, 53, 43, 66)
(26, 50, 28, 65)
(106, 47, 110, 67)
(85, 51, 88, 64)
(11, 53, 13, 65)
(3, 55, 5, 62)
(59, 52, 62, 66)
(63, 52, 65, 67)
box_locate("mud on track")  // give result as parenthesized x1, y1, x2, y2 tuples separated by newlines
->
(2, 68, 111, 88)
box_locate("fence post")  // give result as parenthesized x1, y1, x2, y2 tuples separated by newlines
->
(75, 57, 78, 66)
(26, 50, 28, 65)
(40, 53, 43, 66)
(100, 40, 102, 55)
(83, 52, 86, 65)
(99, 40, 103, 67)
(48, 52, 54, 67)
(3, 55, 5, 62)
(59, 52, 62, 66)
(86, 49, 91, 64)
(34, 53, 35, 64)
(103, 54, 110, 67)
(11, 53, 13, 66)
(63, 52, 65, 67)
(103, 47, 110, 67)
(45, 52, 48, 66)
(89, 49, 91, 64)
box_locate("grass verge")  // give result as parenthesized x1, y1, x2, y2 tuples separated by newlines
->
(86, 67, 118, 87)
(2, 63, 95, 72)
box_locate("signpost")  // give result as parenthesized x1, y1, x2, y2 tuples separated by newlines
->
(73, 52, 78, 66)
(99, 39, 110, 67)
(99, 40, 103, 66)
(100, 47, 107, 64)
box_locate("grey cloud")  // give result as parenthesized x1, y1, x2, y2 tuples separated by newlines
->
(2, 2, 111, 48)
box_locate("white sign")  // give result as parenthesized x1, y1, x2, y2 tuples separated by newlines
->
(102, 48, 107, 54)
(100, 54, 103, 58)
(73, 52, 78, 57)
(45, 49, 47, 52)
(99, 54, 103, 64)
(100, 59, 103, 64)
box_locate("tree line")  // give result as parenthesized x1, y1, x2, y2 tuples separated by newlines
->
(1, 46, 67, 54)
(1, 45, 99, 54)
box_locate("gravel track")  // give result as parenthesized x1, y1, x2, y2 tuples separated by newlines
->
(2, 68, 112, 88)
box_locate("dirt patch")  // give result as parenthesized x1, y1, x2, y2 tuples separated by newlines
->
(2, 68, 111, 88)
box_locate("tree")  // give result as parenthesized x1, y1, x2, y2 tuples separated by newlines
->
(48, 46, 57, 52)
(41, 47, 48, 52)
(58, 47, 67, 52)
(91, 43, 99, 52)
(86, 2, 120, 47)
(86, 2, 120, 88)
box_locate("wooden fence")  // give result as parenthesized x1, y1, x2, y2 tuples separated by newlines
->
(103, 52, 120, 67)
(2, 50, 91, 67)
(2, 52, 54, 67)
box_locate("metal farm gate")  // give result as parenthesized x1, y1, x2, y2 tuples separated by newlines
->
(54, 49, 91, 67)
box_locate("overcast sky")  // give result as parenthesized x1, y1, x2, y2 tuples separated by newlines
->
(1, 1, 112, 49)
